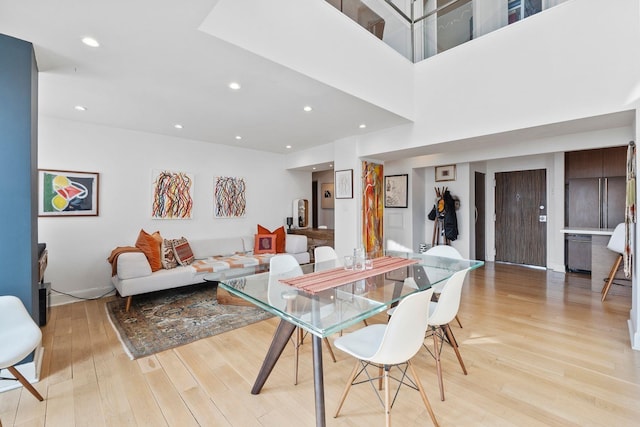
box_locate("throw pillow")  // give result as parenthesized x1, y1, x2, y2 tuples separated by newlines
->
(254, 234, 276, 254)
(172, 237, 195, 266)
(161, 238, 178, 269)
(135, 229, 163, 272)
(257, 224, 286, 253)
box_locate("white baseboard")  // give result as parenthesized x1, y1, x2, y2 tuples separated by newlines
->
(50, 286, 116, 306)
(0, 345, 44, 394)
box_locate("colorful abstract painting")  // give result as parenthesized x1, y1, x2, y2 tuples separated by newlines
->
(214, 176, 246, 218)
(152, 170, 193, 219)
(38, 169, 99, 216)
(362, 161, 384, 257)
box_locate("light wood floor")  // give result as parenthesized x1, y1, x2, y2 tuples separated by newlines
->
(1, 263, 639, 426)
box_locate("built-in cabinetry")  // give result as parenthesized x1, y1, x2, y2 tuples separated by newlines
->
(564, 146, 626, 274)
(288, 228, 334, 261)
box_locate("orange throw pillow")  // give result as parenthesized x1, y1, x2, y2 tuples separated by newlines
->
(257, 224, 286, 253)
(254, 234, 276, 254)
(135, 229, 163, 272)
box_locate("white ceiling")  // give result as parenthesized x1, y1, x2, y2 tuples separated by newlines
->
(0, 0, 410, 156)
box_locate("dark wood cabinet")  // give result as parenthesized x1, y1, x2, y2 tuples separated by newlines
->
(602, 146, 627, 177)
(288, 228, 334, 261)
(565, 146, 626, 181)
(564, 146, 627, 272)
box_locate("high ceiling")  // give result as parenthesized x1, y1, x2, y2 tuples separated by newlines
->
(0, 0, 410, 155)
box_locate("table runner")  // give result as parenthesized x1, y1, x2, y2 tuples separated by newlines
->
(280, 256, 418, 294)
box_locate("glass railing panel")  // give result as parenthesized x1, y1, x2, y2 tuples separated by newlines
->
(326, 0, 566, 63)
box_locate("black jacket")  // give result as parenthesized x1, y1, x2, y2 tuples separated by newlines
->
(443, 191, 458, 241)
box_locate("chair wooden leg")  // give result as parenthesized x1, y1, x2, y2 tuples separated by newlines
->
(384, 366, 391, 427)
(432, 329, 445, 401)
(125, 296, 132, 312)
(7, 366, 43, 401)
(408, 361, 439, 427)
(601, 255, 622, 302)
(443, 325, 467, 375)
(454, 314, 463, 328)
(334, 360, 359, 418)
(323, 338, 336, 363)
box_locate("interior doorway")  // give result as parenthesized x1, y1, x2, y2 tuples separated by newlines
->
(495, 169, 547, 267)
(474, 172, 486, 261)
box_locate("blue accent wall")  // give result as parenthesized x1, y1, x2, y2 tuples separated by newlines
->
(0, 34, 39, 324)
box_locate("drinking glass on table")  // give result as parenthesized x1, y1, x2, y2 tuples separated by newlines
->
(343, 256, 354, 270)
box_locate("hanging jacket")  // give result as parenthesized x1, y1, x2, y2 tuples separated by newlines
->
(443, 190, 458, 241)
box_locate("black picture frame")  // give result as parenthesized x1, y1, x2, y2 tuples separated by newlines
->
(384, 174, 408, 208)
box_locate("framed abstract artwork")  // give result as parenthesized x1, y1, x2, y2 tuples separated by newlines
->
(321, 183, 334, 209)
(38, 169, 99, 216)
(214, 176, 246, 218)
(384, 174, 408, 208)
(151, 170, 194, 219)
(335, 169, 353, 199)
(435, 165, 456, 182)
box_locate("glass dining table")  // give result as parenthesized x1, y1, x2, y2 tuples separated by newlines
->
(217, 251, 484, 427)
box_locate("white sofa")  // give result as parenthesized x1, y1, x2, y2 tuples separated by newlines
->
(111, 234, 309, 310)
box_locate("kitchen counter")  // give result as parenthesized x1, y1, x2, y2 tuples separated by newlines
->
(561, 227, 617, 292)
(561, 227, 614, 236)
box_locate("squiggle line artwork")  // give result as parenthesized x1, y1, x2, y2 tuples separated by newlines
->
(152, 170, 193, 219)
(214, 176, 246, 218)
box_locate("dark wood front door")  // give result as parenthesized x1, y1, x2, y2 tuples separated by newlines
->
(495, 169, 547, 267)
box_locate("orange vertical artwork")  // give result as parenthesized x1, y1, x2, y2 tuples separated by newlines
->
(362, 161, 384, 257)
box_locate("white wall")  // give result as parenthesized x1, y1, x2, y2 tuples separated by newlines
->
(38, 117, 310, 305)
(359, 0, 640, 157)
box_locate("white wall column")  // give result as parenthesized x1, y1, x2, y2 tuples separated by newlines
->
(333, 138, 360, 258)
(631, 110, 640, 350)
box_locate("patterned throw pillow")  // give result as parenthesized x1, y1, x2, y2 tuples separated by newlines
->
(161, 238, 178, 269)
(254, 234, 276, 254)
(172, 237, 195, 266)
(257, 225, 286, 253)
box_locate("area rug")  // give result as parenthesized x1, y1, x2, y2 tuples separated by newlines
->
(105, 284, 272, 359)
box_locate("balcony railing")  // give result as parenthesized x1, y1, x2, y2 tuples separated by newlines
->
(327, 0, 562, 62)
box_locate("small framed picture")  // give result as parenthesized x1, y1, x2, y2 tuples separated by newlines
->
(384, 174, 408, 208)
(335, 169, 353, 199)
(38, 169, 99, 216)
(321, 183, 334, 209)
(435, 165, 456, 182)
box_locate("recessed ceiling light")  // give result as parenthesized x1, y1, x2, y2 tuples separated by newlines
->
(229, 82, 241, 90)
(303, 106, 313, 112)
(235, 135, 242, 140)
(312, 167, 316, 170)
(285, 145, 292, 149)
(174, 124, 183, 129)
(81, 37, 100, 47)
(329, 164, 333, 168)
(74, 105, 87, 111)
(359, 123, 367, 129)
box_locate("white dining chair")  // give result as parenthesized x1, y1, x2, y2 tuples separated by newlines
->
(333, 287, 439, 427)
(423, 268, 469, 401)
(0, 295, 44, 401)
(268, 254, 335, 385)
(601, 223, 627, 301)
(425, 245, 464, 328)
(314, 246, 339, 264)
